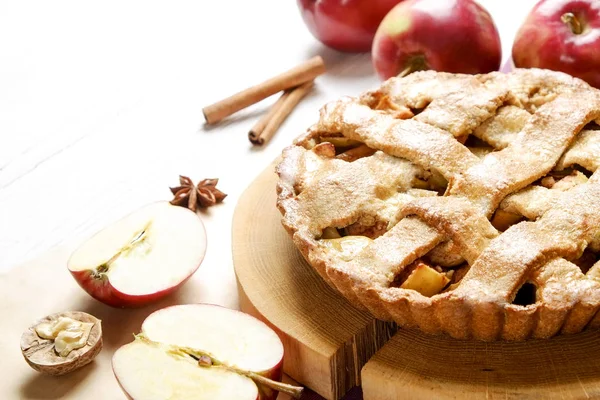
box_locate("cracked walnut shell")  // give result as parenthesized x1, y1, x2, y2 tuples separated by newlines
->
(20, 311, 102, 375)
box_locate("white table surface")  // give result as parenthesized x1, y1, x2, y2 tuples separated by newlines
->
(0, 0, 536, 310)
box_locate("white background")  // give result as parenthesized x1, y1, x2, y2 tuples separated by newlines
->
(0, 0, 536, 299)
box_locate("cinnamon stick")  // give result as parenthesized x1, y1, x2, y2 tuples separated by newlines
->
(248, 90, 291, 143)
(249, 81, 314, 146)
(203, 56, 325, 124)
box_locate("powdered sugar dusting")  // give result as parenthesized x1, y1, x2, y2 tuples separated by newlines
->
(276, 68, 600, 340)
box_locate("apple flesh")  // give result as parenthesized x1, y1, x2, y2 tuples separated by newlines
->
(112, 304, 290, 400)
(113, 340, 258, 400)
(297, 0, 404, 52)
(400, 262, 450, 297)
(372, 0, 502, 80)
(68, 202, 207, 308)
(512, 0, 600, 89)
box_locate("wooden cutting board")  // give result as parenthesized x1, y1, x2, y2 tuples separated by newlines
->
(233, 163, 600, 400)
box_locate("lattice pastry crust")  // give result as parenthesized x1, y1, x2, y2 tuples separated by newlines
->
(277, 69, 600, 341)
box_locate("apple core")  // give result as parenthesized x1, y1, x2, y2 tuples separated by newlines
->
(68, 202, 207, 307)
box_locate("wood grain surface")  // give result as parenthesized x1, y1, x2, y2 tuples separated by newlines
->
(362, 329, 600, 399)
(233, 163, 396, 400)
(233, 163, 600, 400)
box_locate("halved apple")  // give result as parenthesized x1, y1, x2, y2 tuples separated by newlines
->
(68, 202, 207, 308)
(112, 304, 299, 400)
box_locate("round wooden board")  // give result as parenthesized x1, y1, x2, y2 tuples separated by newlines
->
(233, 162, 600, 400)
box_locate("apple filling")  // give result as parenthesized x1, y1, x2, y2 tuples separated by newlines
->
(411, 170, 448, 194)
(392, 260, 453, 297)
(373, 95, 415, 119)
(541, 170, 588, 190)
(321, 214, 391, 243)
(493, 170, 589, 232)
(321, 135, 362, 149)
(336, 144, 377, 162)
(299, 132, 364, 154)
(491, 209, 523, 232)
(345, 219, 389, 239)
(35, 317, 94, 357)
(304, 131, 381, 163)
(321, 235, 459, 296)
(321, 227, 342, 239)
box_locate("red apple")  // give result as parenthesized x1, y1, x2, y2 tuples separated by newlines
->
(372, 0, 502, 80)
(68, 202, 207, 308)
(297, 0, 404, 52)
(112, 304, 297, 400)
(512, 0, 600, 88)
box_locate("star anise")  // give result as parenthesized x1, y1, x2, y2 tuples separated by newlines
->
(169, 175, 227, 211)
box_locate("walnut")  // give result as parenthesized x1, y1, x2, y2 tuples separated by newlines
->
(20, 311, 102, 375)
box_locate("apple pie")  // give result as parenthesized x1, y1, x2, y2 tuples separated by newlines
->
(276, 68, 600, 341)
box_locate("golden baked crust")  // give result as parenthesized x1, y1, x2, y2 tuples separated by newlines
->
(276, 69, 600, 341)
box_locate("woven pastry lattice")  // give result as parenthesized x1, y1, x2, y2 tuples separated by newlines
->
(277, 69, 600, 341)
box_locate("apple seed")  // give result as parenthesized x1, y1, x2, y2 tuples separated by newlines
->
(91, 223, 150, 280)
(136, 334, 303, 398)
(197, 355, 213, 366)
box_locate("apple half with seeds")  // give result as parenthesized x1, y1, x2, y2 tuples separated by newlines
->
(112, 304, 301, 400)
(68, 202, 207, 308)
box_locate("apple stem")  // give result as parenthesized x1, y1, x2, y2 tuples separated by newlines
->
(135, 335, 304, 399)
(399, 54, 428, 78)
(398, 67, 412, 78)
(561, 12, 583, 34)
(244, 371, 304, 399)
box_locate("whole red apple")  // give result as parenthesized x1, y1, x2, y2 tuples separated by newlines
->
(372, 0, 502, 80)
(297, 0, 404, 52)
(513, 0, 600, 88)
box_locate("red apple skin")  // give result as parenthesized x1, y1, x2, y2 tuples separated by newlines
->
(297, 0, 405, 52)
(512, 0, 600, 89)
(372, 0, 502, 80)
(68, 269, 198, 308)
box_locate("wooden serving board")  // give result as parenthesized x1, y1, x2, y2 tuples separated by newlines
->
(232, 164, 600, 400)
(232, 162, 397, 400)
